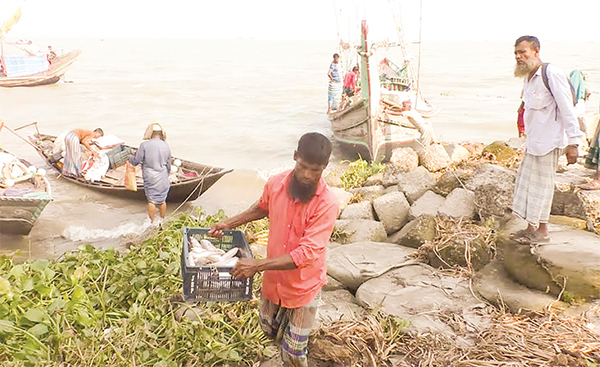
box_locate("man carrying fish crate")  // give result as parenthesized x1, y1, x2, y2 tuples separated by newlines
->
(209, 132, 339, 367)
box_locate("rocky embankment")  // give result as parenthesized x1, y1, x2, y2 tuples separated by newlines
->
(314, 139, 600, 351)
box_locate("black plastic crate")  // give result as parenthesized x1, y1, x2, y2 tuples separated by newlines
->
(105, 145, 132, 169)
(181, 227, 253, 302)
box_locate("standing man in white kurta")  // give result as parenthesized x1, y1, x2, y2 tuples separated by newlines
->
(511, 35, 583, 244)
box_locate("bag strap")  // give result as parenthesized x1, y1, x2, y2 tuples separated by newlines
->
(541, 62, 577, 105)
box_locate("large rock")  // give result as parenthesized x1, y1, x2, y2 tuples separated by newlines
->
(349, 185, 385, 202)
(330, 187, 353, 215)
(372, 192, 410, 234)
(391, 215, 437, 249)
(363, 172, 384, 187)
(551, 169, 600, 230)
(438, 188, 476, 219)
(355, 264, 481, 336)
(409, 190, 446, 220)
(396, 166, 437, 203)
(432, 169, 474, 197)
(318, 289, 364, 323)
(502, 220, 600, 301)
(333, 220, 387, 244)
(444, 143, 471, 164)
(323, 275, 345, 291)
(466, 164, 516, 220)
(327, 241, 416, 291)
(339, 201, 374, 221)
(389, 147, 419, 173)
(418, 144, 452, 172)
(460, 142, 484, 158)
(474, 260, 564, 313)
(482, 141, 517, 164)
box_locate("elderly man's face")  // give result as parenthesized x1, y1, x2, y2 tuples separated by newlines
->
(514, 41, 539, 77)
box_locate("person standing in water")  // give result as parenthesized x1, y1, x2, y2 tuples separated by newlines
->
(129, 123, 172, 222)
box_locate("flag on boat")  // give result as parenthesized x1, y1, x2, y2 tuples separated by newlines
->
(0, 6, 22, 39)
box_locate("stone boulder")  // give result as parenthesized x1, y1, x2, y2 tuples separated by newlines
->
(551, 170, 600, 229)
(372, 192, 410, 234)
(389, 147, 419, 173)
(349, 185, 385, 202)
(391, 215, 437, 249)
(438, 188, 476, 219)
(418, 144, 452, 172)
(318, 289, 364, 323)
(339, 201, 374, 221)
(333, 220, 387, 244)
(507, 137, 526, 150)
(482, 141, 517, 164)
(502, 220, 600, 301)
(355, 264, 481, 336)
(396, 166, 437, 203)
(433, 169, 474, 197)
(466, 164, 516, 220)
(323, 275, 345, 291)
(409, 190, 446, 220)
(445, 143, 471, 164)
(423, 221, 494, 271)
(363, 172, 384, 187)
(330, 187, 353, 215)
(474, 260, 564, 313)
(327, 241, 416, 291)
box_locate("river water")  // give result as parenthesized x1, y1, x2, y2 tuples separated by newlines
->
(0, 37, 598, 259)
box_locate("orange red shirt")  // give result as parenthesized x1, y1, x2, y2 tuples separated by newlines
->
(258, 170, 339, 309)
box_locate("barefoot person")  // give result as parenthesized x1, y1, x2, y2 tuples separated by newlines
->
(129, 124, 172, 222)
(62, 128, 104, 177)
(327, 53, 342, 114)
(208, 133, 339, 367)
(511, 36, 583, 244)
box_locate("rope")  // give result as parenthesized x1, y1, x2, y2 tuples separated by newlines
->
(169, 166, 211, 216)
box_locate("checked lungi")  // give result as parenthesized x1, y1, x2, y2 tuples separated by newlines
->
(259, 293, 320, 367)
(512, 148, 560, 226)
(327, 81, 342, 110)
(63, 131, 82, 177)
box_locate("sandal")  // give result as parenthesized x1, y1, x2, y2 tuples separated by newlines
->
(579, 180, 600, 190)
(509, 229, 530, 240)
(514, 231, 550, 245)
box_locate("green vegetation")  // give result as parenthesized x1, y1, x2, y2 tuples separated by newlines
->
(339, 158, 385, 190)
(0, 209, 269, 367)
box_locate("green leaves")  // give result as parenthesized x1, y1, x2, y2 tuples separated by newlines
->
(0, 209, 267, 366)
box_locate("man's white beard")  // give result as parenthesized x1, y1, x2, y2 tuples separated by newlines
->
(514, 59, 536, 78)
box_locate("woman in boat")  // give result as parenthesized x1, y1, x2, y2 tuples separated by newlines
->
(63, 128, 104, 177)
(129, 124, 172, 222)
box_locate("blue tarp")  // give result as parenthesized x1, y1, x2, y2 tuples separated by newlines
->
(3, 55, 49, 77)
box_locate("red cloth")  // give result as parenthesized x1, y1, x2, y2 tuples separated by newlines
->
(343, 71, 357, 90)
(258, 170, 339, 308)
(517, 108, 525, 136)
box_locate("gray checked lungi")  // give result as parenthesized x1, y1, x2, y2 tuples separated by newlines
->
(512, 148, 560, 225)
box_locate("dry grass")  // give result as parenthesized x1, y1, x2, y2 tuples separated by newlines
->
(310, 306, 600, 367)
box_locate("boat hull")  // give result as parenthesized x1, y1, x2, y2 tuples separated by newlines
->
(0, 50, 81, 87)
(0, 196, 51, 235)
(329, 99, 421, 161)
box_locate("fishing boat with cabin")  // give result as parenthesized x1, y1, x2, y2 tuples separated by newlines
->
(0, 5, 81, 87)
(328, 1, 438, 161)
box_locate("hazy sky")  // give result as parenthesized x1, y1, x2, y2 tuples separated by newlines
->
(2, 0, 599, 42)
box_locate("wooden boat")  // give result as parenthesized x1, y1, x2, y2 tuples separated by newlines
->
(328, 4, 437, 161)
(28, 133, 232, 203)
(0, 149, 52, 235)
(0, 50, 81, 87)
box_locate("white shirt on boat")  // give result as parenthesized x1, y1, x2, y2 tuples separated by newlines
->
(522, 63, 583, 156)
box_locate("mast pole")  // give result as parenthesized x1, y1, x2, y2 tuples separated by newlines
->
(415, 0, 423, 109)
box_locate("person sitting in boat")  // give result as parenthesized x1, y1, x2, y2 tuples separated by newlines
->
(327, 53, 342, 114)
(339, 66, 359, 110)
(400, 99, 436, 147)
(62, 128, 104, 178)
(47, 46, 57, 62)
(129, 123, 172, 223)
